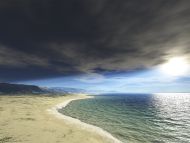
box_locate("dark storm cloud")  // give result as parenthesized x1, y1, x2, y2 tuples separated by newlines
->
(0, 0, 190, 81)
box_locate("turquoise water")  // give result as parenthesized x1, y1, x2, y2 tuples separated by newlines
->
(59, 93, 190, 143)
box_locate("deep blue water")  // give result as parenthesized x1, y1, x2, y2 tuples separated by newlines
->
(59, 93, 190, 143)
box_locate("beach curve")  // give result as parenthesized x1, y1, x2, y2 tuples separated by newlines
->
(47, 95, 123, 143)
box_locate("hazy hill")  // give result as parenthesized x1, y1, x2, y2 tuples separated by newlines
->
(42, 87, 86, 94)
(0, 83, 43, 94)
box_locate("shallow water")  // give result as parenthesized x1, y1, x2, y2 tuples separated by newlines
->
(59, 93, 190, 143)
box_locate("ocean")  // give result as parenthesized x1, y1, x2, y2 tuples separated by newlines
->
(59, 93, 190, 143)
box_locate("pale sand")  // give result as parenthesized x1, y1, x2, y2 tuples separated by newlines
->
(0, 94, 121, 143)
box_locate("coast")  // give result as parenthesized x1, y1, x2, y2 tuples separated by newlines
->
(48, 95, 122, 143)
(0, 94, 122, 143)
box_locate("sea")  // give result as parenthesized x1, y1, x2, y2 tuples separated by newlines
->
(59, 93, 190, 143)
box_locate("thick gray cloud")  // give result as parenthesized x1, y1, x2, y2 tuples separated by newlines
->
(0, 46, 50, 67)
(0, 0, 190, 81)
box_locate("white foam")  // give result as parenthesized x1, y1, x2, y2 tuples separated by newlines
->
(47, 96, 123, 143)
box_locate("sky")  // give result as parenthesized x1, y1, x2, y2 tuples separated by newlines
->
(0, 0, 190, 93)
(17, 67, 190, 93)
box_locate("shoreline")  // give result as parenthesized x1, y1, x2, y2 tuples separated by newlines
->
(47, 95, 122, 143)
(0, 95, 120, 143)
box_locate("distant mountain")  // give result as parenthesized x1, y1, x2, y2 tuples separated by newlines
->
(0, 83, 87, 95)
(43, 87, 86, 94)
(0, 83, 43, 94)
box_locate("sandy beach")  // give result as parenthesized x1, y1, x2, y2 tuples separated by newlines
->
(0, 94, 120, 143)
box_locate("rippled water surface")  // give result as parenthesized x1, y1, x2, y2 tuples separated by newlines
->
(59, 93, 190, 143)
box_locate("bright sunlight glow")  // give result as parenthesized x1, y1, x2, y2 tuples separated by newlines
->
(160, 57, 189, 76)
